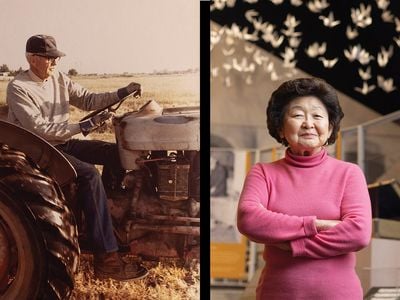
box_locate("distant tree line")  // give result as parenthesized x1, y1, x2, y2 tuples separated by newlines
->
(68, 68, 78, 76)
(1, 63, 198, 77)
(0, 64, 79, 76)
(0, 64, 23, 76)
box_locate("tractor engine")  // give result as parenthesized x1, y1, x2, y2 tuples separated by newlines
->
(108, 101, 200, 261)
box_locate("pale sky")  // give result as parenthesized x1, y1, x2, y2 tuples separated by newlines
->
(0, 0, 200, 74)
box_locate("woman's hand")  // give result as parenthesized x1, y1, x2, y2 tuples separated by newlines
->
(265, 220, 341, 252)
(315, 219, 341, 231)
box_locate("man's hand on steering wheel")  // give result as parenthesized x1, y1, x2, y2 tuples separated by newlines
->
(79, 110, 113, 136)
(117, 82, 142, 100)
(79, 82, 141, 136)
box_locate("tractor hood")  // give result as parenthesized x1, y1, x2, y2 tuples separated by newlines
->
(113, 100, 200, 151)
(113, 100, 200, 170)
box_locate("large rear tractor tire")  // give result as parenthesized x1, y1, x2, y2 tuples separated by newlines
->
(0, 144, 80, 299)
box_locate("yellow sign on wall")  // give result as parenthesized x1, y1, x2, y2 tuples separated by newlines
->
(210, 236, 248, 279)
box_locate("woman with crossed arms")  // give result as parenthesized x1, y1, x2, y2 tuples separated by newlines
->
(237, 78, 371, 299)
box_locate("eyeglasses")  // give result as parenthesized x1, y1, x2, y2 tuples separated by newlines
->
(33, 54, 60, 63)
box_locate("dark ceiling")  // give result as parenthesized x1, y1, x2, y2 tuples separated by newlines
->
(210, 0, 400, 115)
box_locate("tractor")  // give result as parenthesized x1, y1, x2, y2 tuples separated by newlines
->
(0, 99, 200, 299)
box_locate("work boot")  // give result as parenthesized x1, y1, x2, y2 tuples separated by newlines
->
(94, 251, 148, 281)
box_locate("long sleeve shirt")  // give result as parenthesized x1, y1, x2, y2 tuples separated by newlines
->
(6, 70, 120, 145)
(237, 148, 372, 300)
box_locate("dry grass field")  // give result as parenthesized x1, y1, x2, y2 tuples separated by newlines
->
(71, 254, 200, 299)
(0, 72, 201, 299)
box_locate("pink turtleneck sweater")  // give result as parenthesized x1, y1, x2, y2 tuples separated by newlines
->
(237, 148, 371, 300)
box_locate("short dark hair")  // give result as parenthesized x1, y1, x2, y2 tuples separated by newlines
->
(266, 77, 344, 146)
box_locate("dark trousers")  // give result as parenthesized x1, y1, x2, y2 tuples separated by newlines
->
(55, 139, 125, 253)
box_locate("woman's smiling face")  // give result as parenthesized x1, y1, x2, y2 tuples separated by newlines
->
(280, 96, 332, 156)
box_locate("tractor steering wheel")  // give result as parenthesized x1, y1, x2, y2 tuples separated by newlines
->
(79, 90, 140, 122)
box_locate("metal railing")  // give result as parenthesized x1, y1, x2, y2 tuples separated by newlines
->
(338, 110, 400, 184)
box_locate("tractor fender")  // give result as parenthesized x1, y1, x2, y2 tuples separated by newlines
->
(0, 120, 76, 187)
